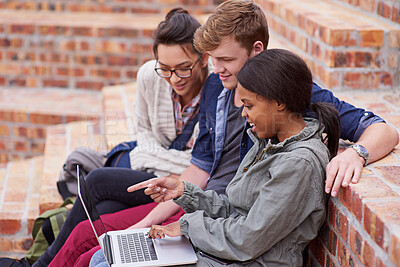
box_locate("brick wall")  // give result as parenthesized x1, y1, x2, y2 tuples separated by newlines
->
(0, 11, 162, 91)
(257, 0, 400, 91)
(330, 0, 400, 25)
(0, 89, 102, 164)
(0, 0, 221, 15)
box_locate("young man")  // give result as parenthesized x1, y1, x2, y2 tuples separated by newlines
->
(22, 1, 398, 265)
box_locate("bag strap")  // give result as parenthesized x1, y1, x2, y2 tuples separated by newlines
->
(168, 113, 199, 151)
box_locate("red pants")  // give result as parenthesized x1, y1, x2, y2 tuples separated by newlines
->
(48, 202, 185, 267)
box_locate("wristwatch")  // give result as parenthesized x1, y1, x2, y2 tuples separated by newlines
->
(350, 144, 369, 166)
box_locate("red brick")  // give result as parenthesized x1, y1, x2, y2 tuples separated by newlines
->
(343, 72, 373, 89)
(12, 126, 27, 137)
(39, 25, 69, 35)
(0, 111, 27, 123)
(58, 40, 76, 51)
(377, 2, 392, 19)
(56, 67, 85, 77)
(14, 140, 28, 152)
(328, 201, 349, 242)
(359, 0, 375, 12)
(39, 53, 69, 63)
(107, 56, 138, 66)
(73, 55, 104, 65)
(31, 141, 45, 154)
(90, 69, 121, 79)
(72, 26, 94, 36)
(0, 76, 5, 85)
(29, 114, 63, 125)
(0, 125, 10, 136)
(8, 24, 35, 34)
(98, 28, 139, 38)
(337, 239, 357, 267)
(322, 29, 357, 46)
(309, 237, 325, 265)
(0, 237, 12, 252)
(9, 78, 27, 86)
(0, 218, 21, 234)
(130, 43, 152, 54)
(27, 127, 46, 139)
(392, 6, 400, 24)
(126, 70, 138, 79)
(375, 72, 393, 87)
(13, 238, 33, 252)
(375, 165, 400, 186)
(75, 81, 104, 91)
(95, 41, 127, 53)
(360, 30, 384, 47)
(42, 79, 69, 88)
(390, 234, 400, 266)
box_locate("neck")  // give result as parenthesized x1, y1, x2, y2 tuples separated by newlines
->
(276, 113, 307, 143)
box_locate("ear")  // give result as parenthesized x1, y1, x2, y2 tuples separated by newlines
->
(201, 53, 209, 68)
(250, 41, 264, 57)
(277, 102, 286, 111)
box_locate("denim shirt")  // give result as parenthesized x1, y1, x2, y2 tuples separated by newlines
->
(190, 73, 384, 178)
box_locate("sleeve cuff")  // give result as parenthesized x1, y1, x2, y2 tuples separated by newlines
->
(353, 111, 385, 141)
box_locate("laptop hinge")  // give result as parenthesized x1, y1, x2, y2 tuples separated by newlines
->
(103, 233, 114, 266)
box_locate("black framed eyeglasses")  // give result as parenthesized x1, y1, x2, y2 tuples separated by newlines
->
(154, 55, 202, 78)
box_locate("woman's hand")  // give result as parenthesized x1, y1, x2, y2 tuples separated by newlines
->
(127, 177, 185, 202)
(148, 222, 182, 239)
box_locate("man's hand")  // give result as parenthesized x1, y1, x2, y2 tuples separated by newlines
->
(148, 221, 182, 239)
(128, 177, 185, 202)
(325, 147, 364, 197)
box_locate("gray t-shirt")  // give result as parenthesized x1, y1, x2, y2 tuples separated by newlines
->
(205, 93, 245, 194)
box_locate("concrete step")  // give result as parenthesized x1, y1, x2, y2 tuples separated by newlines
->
(0, 156, 43, 258)
(256, 0, 400, 90)
(0, 88, 102, 165)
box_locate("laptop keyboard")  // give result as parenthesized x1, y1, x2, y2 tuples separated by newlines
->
(117, 232, 158, 264)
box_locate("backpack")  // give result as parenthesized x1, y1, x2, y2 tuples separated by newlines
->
(25, 197, 75, 265)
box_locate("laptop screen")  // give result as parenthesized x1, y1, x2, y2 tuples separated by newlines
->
(76, 166, 107, 240)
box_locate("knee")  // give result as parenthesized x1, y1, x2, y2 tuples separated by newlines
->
(86, 168, 109, 186)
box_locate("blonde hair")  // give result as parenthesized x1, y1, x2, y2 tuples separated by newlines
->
(194, 0, 269, 53)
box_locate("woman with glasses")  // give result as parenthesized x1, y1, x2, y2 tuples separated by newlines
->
(17, 8, 212, 267)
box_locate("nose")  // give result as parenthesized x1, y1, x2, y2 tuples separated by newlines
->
(170, 71, 182, 84)
(241, 108, 247, 118)
(212, 58, 224, 74)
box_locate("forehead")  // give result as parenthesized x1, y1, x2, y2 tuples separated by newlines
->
(207, 36, 249, 59)
(237, 83, 255, 98)
(157, 44, 197, 66)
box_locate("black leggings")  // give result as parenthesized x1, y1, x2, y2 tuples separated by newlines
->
(33, 167, 154, 267)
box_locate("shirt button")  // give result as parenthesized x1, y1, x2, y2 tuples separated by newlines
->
(219, 110, 224, 115)
(210, 127, 213, 131)
(243, 167, 248, 172)
(364, 112, 369, 116)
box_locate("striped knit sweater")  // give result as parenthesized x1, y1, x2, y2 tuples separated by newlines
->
(129, 59, 212, 177)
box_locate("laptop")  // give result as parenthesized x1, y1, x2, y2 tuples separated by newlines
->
(76, 165, 198, 266)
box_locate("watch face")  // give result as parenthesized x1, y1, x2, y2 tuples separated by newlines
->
(359, 145, 368, 154)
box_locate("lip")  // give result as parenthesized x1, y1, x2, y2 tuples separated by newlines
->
(219, 74, 231, 81)
(173, 83, 187, 91)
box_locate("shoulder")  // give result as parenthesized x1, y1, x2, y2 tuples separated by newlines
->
(137, 60, 168, 92)
(202, 73, 224, 101)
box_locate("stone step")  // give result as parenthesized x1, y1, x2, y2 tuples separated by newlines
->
(0, 156, 43, 258)
(328, 0, 400, 25)
(255, 0, 400, 90)
(0, 88, 102, 165)
(0, 10, 162, 91)
(39, 82, 137, 213)
(39, 120, 107, 213)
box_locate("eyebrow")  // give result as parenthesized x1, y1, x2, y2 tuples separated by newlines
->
(158, 60, 192, 68)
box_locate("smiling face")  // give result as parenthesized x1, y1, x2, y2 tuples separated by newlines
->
(207, 36, 252, 90)
(156, 44, 207, 104)
(237, 82, 284, 140)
